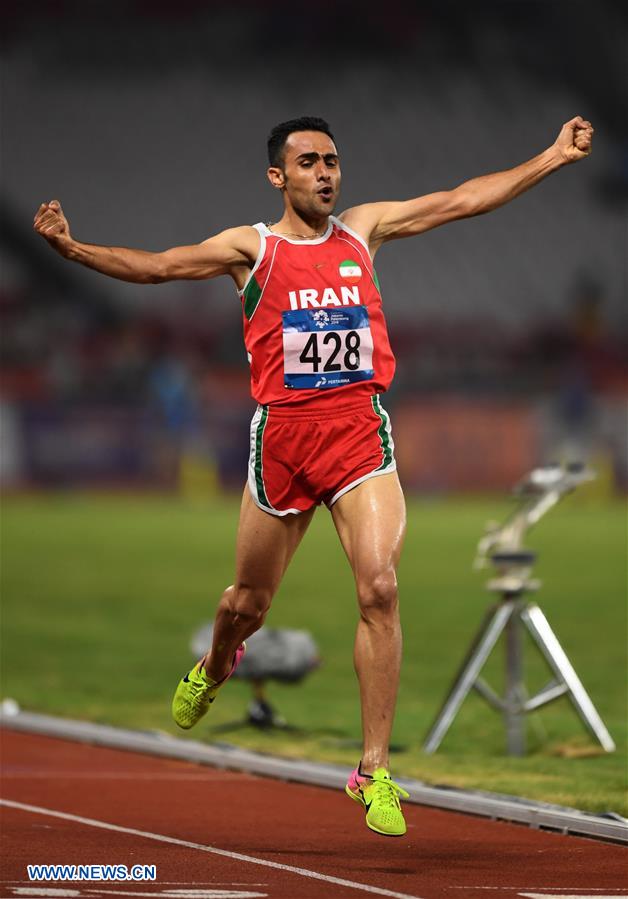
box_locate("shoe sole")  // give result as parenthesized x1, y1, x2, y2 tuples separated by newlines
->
(345, 785, 366, 807)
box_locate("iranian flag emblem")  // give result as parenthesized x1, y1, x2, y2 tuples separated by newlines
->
(339, 259, 362, 285)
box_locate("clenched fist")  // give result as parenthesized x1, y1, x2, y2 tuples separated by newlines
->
(33, 200, 72, 254)
(554, 116, 594, 164)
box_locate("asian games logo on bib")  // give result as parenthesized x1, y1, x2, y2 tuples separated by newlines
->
(312, 310, 330, 329)
(339, 259, 362, 286)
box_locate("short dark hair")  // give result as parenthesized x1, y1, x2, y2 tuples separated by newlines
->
(267, 116, 335, 168)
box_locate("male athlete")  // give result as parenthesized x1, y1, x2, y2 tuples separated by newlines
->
(34, 114, 594, 836)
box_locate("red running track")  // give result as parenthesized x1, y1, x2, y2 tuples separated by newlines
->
(0, 729, 625, 899)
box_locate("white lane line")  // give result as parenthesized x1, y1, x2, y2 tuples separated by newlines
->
(5, 892, 267, 899)
(3, 773, 250, 782)
(83, 891, 267, 898)
(0, 799, 423, 899)
(2, 887, 270, 893)
(8, 891, 81, 897)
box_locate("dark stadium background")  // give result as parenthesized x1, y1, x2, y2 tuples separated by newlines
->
(1, 0, 626, 494)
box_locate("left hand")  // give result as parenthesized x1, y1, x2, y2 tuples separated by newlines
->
(554, 116, 594, 164)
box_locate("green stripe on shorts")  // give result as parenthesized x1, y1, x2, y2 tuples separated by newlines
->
(372, 395, 393, 471)
(254, 405, 270, 507)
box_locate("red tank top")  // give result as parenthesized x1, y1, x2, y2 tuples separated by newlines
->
(239, 216, 396, 410)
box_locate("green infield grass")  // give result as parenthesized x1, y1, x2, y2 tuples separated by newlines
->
(1, 490, 626, 815)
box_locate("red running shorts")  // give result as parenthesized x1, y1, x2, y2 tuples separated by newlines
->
(247, 396, 396, 516)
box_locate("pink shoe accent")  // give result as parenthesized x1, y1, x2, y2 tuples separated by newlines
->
(347, 766, 371, 791)
(228, 642, 246, 679)
(204, 642, 246, 686)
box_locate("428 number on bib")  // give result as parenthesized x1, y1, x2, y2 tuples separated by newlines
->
(299, 330, 361, 373)
(282, 306, 374, 390)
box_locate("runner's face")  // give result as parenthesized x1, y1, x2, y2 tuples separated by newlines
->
(270, 131, 341, 218)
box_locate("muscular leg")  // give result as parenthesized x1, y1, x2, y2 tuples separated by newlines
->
(331, 472, 406, 773)
(204, 486, 314, 683)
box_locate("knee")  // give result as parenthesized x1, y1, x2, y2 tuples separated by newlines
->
(223, 583, 273, 628)
(357, 569, 399, 621)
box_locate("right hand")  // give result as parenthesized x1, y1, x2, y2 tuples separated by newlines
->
(552, 116, 594, 164)
(33, 200, 72, 253)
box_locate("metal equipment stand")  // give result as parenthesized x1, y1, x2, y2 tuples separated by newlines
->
(423, 463, 616, 756)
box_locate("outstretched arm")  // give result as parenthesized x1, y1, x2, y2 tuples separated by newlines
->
(33, 200, 258, 285)
(341, 116, 594, 255)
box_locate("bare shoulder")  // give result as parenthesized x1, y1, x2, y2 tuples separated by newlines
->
(338, 203, 384, 235)
(338, 203, 390, 255)
(201, 224, 260, 264)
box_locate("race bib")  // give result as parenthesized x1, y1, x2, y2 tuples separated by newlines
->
(282, 307, 374, 390)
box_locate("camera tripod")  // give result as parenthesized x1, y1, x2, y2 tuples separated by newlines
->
(423, 463, 616, 756)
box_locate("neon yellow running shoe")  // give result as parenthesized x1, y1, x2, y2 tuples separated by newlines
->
(345, 765, 409, 836)
(172, 643, 246, 730)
